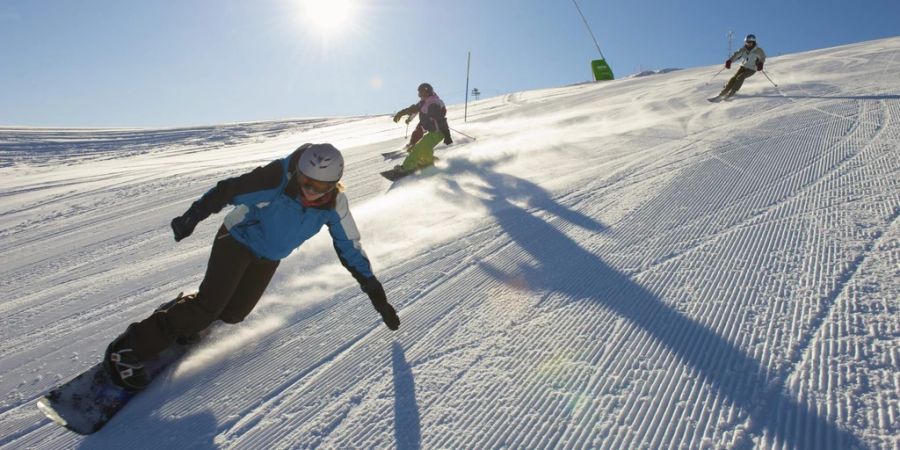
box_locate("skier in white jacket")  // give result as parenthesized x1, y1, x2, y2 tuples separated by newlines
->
(717, 34, 767, 99)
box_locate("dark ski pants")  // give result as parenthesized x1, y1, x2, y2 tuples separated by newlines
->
(128, 226, 279, 360)
(407, 124, 424, 149)
(721, 66, 756, 96)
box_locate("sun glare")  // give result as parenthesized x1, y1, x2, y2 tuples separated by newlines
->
(300, 0, 357, 35)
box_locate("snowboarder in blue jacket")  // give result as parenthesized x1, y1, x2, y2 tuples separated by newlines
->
(105, 143, 400, 391)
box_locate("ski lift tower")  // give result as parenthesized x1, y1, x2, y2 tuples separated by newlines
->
(728, 30, 734, 57)
(572, 0, 614, 81)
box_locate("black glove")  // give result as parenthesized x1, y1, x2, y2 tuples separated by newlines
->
(393, 112, 404, 123)
(170, 207, 200, 242)
(363, 277, 399, 330)
(756, 61, 764, 71)
(443, 134, 453, 145)
(725, 59, 732, 69)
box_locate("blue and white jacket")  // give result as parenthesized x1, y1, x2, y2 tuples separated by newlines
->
(188, 147, 373, 284)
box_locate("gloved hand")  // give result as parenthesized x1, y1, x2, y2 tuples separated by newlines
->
(725, 59, 732, 69)
(443, 134, 453, 145)
(171, 207, 200, 242)
(362, 277, 399, 330)
(393, 112, 404, 123)
(405, 114, 415, 124)
(756, 61, 764, 71)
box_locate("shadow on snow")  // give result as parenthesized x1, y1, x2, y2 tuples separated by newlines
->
(434, 157, 867, 450)
(393, 343, 422, 450)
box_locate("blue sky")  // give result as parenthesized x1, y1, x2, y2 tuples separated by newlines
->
(2, 0, 898, 128)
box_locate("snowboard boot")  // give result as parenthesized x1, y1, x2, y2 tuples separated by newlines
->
(154, 292, 205, 345)
(175, 331, 204, 346)
(154, 291, 192, 313)
(104, 329, 149, 392)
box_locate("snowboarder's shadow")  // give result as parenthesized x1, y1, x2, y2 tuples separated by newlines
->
(434, 157, 868, 450)
(392, 342, 421, 450)
(437, 156, 609, 236)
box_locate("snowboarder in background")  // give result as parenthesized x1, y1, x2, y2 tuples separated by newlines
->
(391, 82, 452, 175)
(104, 143, 400, 391)
(717, 34, 767, 99)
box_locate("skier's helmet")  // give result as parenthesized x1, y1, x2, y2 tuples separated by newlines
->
(417, 83, 434, 96)
(745, 34, 757, 44)
(297, 143, 344, 182)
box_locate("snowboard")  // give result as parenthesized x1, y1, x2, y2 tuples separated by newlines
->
(382, 150, 408, 161)
(36, 294, 206, 434)
(36, 344, 190, 434)
(380, 157, 439, 181)
(380, 167, 412, 181)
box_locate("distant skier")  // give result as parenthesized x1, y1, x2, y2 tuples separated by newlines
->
(716, 34, 767, 99)
(104, 143, 400, 391)
(391, 82, 452, 175)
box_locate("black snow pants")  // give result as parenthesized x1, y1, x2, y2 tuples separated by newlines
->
(721, 66, 756, 96)
(128, 226, 279, 360)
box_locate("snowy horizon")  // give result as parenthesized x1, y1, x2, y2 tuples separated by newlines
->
(1, 36, 898, 449)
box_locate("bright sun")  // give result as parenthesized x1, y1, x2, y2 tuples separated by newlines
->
(299, 0, 357, 35)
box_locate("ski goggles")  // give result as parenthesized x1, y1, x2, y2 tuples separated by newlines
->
(298, 173, 337, 194)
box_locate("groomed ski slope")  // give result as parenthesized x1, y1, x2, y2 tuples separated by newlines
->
(0, 37, 898, 450)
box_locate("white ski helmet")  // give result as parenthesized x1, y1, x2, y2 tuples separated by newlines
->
(297, 143, 344, 182)
(745, 34, 757, 44)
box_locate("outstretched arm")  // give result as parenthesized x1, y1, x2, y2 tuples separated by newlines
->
(749, 48, 767, 71)
(171, 160, 284, 241)
(327, 194, 399, 330)
(725, 47, 747, 68)
(392, 103, 420, 123)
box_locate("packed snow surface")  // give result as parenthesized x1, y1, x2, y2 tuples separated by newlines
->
(1, 37, 898, 449)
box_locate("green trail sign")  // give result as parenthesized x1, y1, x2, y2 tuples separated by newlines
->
(591, 59, 614, 81)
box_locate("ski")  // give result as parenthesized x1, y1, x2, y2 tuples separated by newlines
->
(381, 150, 407, 161)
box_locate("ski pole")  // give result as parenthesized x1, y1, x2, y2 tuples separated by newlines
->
(706, 67, 726, 85)
(449, 126, 477, 141)
(761, 70, 778, 88)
